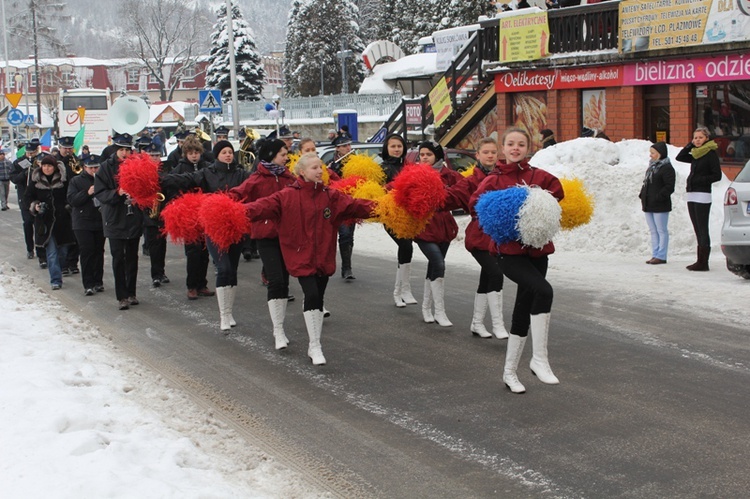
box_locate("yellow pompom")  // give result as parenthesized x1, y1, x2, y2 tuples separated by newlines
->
(559, 177, 594, 230)
(322, 165, 331, 185)
(351, 180, 387, 201)
(341, 154, 386, 185)
(460, 164, 476, 177)
(373, 192, 430, 238)
(286, 152, 299, 171)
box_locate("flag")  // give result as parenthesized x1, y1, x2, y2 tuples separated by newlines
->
(73, 126, 86, 155)
(16, 146, 25, 159)
(39, 129, 52, 151)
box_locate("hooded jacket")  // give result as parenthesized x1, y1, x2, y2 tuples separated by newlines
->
(245, 179, 374, 277)
(415, 164, 462, 243)
(639, 157, 675, 213)
(379, 134, 407, 183)
(444, 163, 495, 252)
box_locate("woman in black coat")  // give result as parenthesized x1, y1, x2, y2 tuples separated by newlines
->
(23, 155, 75, 290)
(675, 126, 723, 271)
(639, 142, 675, 265)
(67, 160, 105, 295)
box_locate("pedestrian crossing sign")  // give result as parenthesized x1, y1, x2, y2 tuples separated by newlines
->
(199, 89, 222, 112)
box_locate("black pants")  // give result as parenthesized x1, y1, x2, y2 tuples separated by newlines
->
(386, 226, 413, 265)
(298, 275, 329, 311)
(471, 249, 504, 294)
(20, 207, 45, 259)
(109, 237, 140, 300)
(501, 255, 552, 337)
(65, 241, 79, 270)
(687, 202, 712, 247)
(257, 238, 289, 301)
(415, 240, 450, 280)
(184, 241, 209, 290)
(74, 229, 105, 290)
(144, 225, 167, 279)
(206, 238, 242, 287)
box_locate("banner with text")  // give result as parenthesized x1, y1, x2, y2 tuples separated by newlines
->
(619, 0, 750, 53)
(498, 12, 550, 63)
(495, 66, 623, 93)
(434, 28, 473, 72)
(429, 77, 453, 128)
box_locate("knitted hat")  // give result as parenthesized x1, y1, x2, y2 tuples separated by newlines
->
(258, 139, 287, 163)
(212, 140, 234, 159)
(418, 141, 444, 161)
(540, 129, 554, 139)
(651, 141, 668, 160)
(40, 155, 58, 167)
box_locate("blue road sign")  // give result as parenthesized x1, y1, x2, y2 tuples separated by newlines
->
(7, 108, 24, 126)
(199, 89, 222, 112)
(24, 115, 35, 125)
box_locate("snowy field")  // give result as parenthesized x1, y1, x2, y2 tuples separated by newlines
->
(1, 138, 746, 497)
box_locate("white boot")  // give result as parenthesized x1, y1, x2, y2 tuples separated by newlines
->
(216, 286, 232, 331)
(470, 293, 492, 338)
(503, 334, 527, 394)
(529, 313, 559, 384)
(393, 266, 405, 308)
(227, 285, 237, 327)
(399, 263, 418, 305)
(422, 279, 434, 323)
(487, 290, 509, 339)
(323, 306, 331, 318)
(304, 309, 326, 365)
(429, 278, 453, 327)
(268, 299, 289, 350)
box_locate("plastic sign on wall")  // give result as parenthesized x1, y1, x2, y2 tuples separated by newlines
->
(429, 77, 453, 127)
(498, 11, 549, 63)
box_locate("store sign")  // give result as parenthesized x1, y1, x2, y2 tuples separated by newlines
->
(495, 66, 623, 92)
(498, 12, 550, 63)
(618, 0, 750, 53)
(622, 53, 750, 85)
(404, 103, 422, 125)
(429, 77, 453, 127)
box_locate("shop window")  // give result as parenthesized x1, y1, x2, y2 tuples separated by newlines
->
(695, 83, 750, 165)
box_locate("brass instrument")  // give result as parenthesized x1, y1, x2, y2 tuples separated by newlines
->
(149, 192, 166, 219)
(69, 154, 82, 174)
(238, 127, 257, 170)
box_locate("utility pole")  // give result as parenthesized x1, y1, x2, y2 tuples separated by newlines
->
(1, 0, 15, 150)
(225, 0, 240, 138)
(336, 39, 353, 95)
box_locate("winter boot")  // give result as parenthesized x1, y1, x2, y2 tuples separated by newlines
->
(503, 334, 528, 394)
(470, 293, 492, 338)
(687, 246, 710, 271)
(429, 277, 453, 327)
(227, 285, 237, 326)
(340, 244, 355, 279)
(268, 299, 289, 350)
(487, 290, 509, 339)
(304, 309, 326, 365)
(216, 286, 232, 331)
(393, 266, 405, 308)
(529, 313, 559, 384)
(399, 263, 417, 305)
(422, 279, 434, 323)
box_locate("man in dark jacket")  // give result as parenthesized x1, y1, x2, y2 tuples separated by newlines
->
(67, 159, 105, 295)
(93, 133, 144, 310)
(54, 135, 81, 275)
(11, 138, 47, 266)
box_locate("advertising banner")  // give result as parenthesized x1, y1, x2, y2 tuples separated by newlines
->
(619, 0, 750, 53)
(434, 28, 473, 72)
(495, 66, 623, 92)
(622, 53, 750, 85)
(498, 12, 550, 63)
(429, 77, 453, 128)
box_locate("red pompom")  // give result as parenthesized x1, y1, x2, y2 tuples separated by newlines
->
(329, 175, 364, 195)
(391, 163, 447, 219)
(116, 152, 161, 208)
(198, 192, 251, 252)
(160, 191, 205, 244)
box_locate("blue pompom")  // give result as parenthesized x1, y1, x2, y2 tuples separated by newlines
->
(475, 187, 529, 245)
(264, 103, 274, 112)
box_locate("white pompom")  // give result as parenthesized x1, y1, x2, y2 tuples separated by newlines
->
(516, 187, 561, 249)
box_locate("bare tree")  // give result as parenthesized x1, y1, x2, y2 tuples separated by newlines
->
(118, 0, 211, 101)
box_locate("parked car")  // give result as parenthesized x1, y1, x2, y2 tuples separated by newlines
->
(405, 148, 476, 172)
(317, 143, 383, 165)
(720, 158, 750, 279)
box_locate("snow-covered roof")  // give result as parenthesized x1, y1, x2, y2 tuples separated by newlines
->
(358, 52, 438, 95)
(0, 55, 211, 71)
(149, 101, 193, 123)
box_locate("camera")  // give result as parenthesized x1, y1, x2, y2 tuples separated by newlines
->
(36, 202, 48, 215)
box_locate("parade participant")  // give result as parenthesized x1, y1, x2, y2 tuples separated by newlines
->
(327, 132, 357, 279)
(170, 136, 213, 300)
(141, 142, 170, 288)
(229, 139, 297, 349)
(639, 142, 675, 265)
(267, 125, 294, 152)
(162, 130, 189, 172)
(243, 152, 375, 365)
(0, 148, 12, 211)
(414, 141, 462, 327)
(93, 133, 144, 310)
(214, 125, 230, 142)
(55, 136, 81, 275)
(471, 127, 564, 393)
(379, 133, 417, 307)
(675, 126, 722, 271)
(162, 140, 251, 331)
(11, 138, 47, 267)
(23, 155, 75, 290)
(67, 159, 105, 295)
(444, 138, 508, 339)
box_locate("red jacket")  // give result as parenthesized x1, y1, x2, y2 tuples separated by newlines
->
(444, 165, 495, 252)
(416, 166, 463, 243)
(470, 159, 564, 257)
(245, 180, 375, 277)
(228, 163, 297, 240)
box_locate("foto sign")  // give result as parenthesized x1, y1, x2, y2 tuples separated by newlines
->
(405, 103, 422, 125)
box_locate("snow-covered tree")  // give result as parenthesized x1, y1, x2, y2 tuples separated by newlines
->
(284, 0, 366, 96)
(206, 1, 266, 102)
(354, 0, 382, 44)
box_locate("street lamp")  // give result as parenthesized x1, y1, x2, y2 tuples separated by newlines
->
(318, 49, 325, 96)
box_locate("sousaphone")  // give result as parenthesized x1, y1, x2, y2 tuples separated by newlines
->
(109, 95, 150, 135)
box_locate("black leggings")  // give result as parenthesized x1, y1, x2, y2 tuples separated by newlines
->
(470, 249, 504, 294)
(501, 255, 552, 337)
(257, 238, 290, 301)
(298, 275, 329, 311)
(206, 238, 242, 287)
(687, 202, 711, 247)
(385, 226, 413, 264)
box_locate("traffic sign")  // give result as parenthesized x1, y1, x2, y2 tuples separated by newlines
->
(7, 108, 24, 126)
(24, 115, 35, 125)
(198, 89, 222, 112)
(5, 93, 22, 108)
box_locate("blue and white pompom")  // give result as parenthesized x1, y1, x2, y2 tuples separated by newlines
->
(476, 186, 561, 249)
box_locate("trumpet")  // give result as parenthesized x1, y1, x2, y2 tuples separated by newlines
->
(149, 192, 166, 219)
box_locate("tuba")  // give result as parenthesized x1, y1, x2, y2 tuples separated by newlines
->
(69, 154, 82, 175)
(109, 95, 150, 135)
(238, 127, 258, 170)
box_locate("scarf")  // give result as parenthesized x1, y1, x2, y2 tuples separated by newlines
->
(690, 140, 718, 159)
(261, 160, 287, 177)
(430, 159, 445, 171)
(644, 158, 667, 184)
